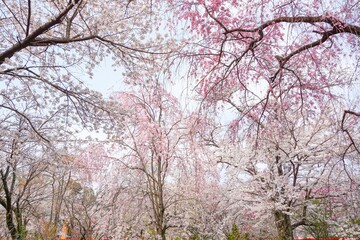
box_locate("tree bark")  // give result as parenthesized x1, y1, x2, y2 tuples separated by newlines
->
(1, 169, 26, 240)
(274, 210, 293, 240)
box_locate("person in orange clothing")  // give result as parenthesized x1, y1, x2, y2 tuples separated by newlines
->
(59, 220, 69, 240)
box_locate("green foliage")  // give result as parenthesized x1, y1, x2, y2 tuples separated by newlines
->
(352, 218, 360, 226)
(305, 219, 330, 239)
(189, 232, 201, 240)
(226, 224, 250, 240)
(304, 197, 340, 239)
(147, 228, 156, 236)
(17, 225, 28, 240)
(311, 199, 321, 205)
(303, 213, 341, 240)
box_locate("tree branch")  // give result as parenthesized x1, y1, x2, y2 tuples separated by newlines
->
(341, 110, 360, 154)
(0, 0, 79, 65)
(26, 0, 31, 37)
(226, 16, 360, 36)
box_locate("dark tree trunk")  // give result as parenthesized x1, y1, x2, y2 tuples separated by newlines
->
(1, 167, 27, 240)
(5, 210, 18, 240)
(274, 210, 293, 240)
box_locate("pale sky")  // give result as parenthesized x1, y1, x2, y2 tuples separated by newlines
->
(87, 59, 126, 96)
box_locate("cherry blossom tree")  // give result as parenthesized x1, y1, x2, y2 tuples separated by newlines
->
(110, 84, 187, 239)
(0, 0, 176, 144)
(0, 1, 175, 238)
(216, 100, 358, 238)
(96, 82, 228, 239)
(68, 143, 117, 239)
(0, 116, 58, 240)
(165, 0, 360, 239)
(1, 0, 359, 239)
(35, 153, 80, 240)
